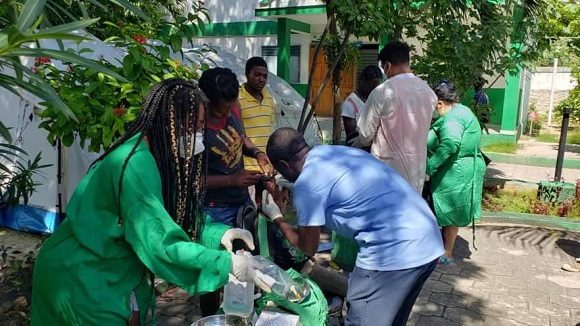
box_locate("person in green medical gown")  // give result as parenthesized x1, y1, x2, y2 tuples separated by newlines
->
(31, 79, 269, 325)
(427, 80, 486, 265)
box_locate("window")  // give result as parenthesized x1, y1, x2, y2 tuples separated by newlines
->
(261, 45, 301, 84)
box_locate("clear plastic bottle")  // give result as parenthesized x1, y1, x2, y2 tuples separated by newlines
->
(222, 251, 254, 317)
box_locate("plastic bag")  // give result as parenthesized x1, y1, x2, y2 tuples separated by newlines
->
(330, 232, 359, 273)
(255, 269, 328, 326)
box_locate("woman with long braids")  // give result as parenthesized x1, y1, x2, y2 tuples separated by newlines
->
(30, 79, 269, 325)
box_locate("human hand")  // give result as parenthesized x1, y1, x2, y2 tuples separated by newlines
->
(221, 228, 255, 252)
(256, 152, 275, 177)
(347, 135, 363, 148)
(261, 190, 283, 222)
(275, 174, 294, 190)
(264, 181, 289, 213)
(425, 174, 431, 182)
(232, 170, 263, 187)
(230, 254, 272, 293)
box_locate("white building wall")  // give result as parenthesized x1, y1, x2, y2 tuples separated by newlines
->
(262, 0, 324, 8)
(530, 68, 577, 91)
(192, 34, 311, 84)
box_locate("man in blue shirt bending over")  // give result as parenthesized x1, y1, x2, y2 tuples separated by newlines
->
(261, 127, 444, 326)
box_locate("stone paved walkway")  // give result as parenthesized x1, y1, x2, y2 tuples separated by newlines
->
(409, 225, 580, 326)
(159, 224, 580, 326)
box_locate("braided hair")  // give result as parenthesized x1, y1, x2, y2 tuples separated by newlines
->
(92, 78, 207, 240)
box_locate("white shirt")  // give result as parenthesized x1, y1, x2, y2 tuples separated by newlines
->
(341, 92, 365, 121)
(357, 73, 437, 193)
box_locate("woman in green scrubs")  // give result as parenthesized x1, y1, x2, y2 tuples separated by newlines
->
(427, 80, 486, 265)
(31, 79, 267, 325)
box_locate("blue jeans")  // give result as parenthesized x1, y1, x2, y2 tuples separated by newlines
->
(204, 206, 240, 226)
(204, 198, 253, 227)
(346, 259, 438, 326)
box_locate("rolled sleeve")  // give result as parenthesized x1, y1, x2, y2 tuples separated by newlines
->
(358, 83, 395, 146)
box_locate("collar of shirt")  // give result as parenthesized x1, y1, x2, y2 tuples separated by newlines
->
(388, 73, 416, 81)
(240, 83, 272, 104)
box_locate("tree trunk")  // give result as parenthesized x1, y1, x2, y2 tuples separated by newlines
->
(297, 18, 332, 132)
(331, 67, 342, 145)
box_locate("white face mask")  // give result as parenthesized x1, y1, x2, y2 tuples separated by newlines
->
(179, 132, 205, 158)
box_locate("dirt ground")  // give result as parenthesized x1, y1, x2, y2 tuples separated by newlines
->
(0, 228, 44, 325)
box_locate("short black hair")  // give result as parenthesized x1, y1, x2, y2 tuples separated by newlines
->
(474, 77, 486, 89)
(378, 41, 410, 66)
(245, 57, 268, 76)
(433, 80, 459, 103)
(267, 127, 308, 163)
(359, 65, 383, 84)
(198, 67, 239, 104)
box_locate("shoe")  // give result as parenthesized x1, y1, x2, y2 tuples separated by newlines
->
(562, 262, 580, 272)
(438, 256, 455, 265)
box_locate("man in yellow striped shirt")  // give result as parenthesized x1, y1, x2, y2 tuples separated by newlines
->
(239, 57, 276, 173)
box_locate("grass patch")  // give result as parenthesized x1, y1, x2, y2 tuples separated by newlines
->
(533, 129, 580, 145)
(535, 133, 559, 143)
(482, 142, 517, 154)
(483, 189, 580, 218)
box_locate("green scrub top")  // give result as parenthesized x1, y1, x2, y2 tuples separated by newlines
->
(31, 135, 232, 325)
(427, 104, 486, 227)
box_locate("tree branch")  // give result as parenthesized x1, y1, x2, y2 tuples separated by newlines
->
(297, 17, 332, 132)
(300, 29, 352, 134)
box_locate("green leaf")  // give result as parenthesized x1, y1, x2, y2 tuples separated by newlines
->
(0, 63, 76, 121)
(106, 0, 148, 20)
(0, 122, 12, 143)
(9, 48, 127, 82)
(197, 18, 206, 34)
(17, 0, 47, 32)
(62, 133, 74, 147)
(0, 143, 27, 155)
(170, 35, 183, 52)
(36, 18, 99, 35)
(157, 46, 170, 60)
(85, 0, 107, 10)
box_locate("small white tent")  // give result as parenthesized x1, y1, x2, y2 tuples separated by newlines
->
(0, 37, 321, 233)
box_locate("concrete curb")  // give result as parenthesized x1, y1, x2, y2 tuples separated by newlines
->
(487, 153, 580, 169)
(481, 211, 580, 233)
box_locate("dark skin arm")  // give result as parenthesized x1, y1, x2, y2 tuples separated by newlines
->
(274, 219, 321, 257)
(206, 170, 263, 189)
(242, 136, 275, 177)
(342, 116, 358, 142)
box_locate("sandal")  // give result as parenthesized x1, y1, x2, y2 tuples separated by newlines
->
(438, 256, 455, 265)
(562, 262, 580, 272)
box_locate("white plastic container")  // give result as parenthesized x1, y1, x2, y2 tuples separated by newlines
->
(222, 252, 254, 318)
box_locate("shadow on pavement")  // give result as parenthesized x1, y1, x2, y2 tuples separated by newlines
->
(476, 225, 580, 258)
(550, 144, 580, 155)
(556, 239, 580, 259)
(409, 236, 488, 326)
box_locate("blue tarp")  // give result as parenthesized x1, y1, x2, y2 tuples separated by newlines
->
(0, 205, 62, 234)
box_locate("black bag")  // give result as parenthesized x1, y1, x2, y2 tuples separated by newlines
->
(422, 180, 435, 214)
(482, 151, 492, 166)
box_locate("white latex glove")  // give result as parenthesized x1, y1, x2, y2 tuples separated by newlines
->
(230, 254, 272, 293)
(347, 135, 363, 148)
(275, 174, 294, 190)
(221, 228, 255, 252)
(261, 190, 283, 222)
